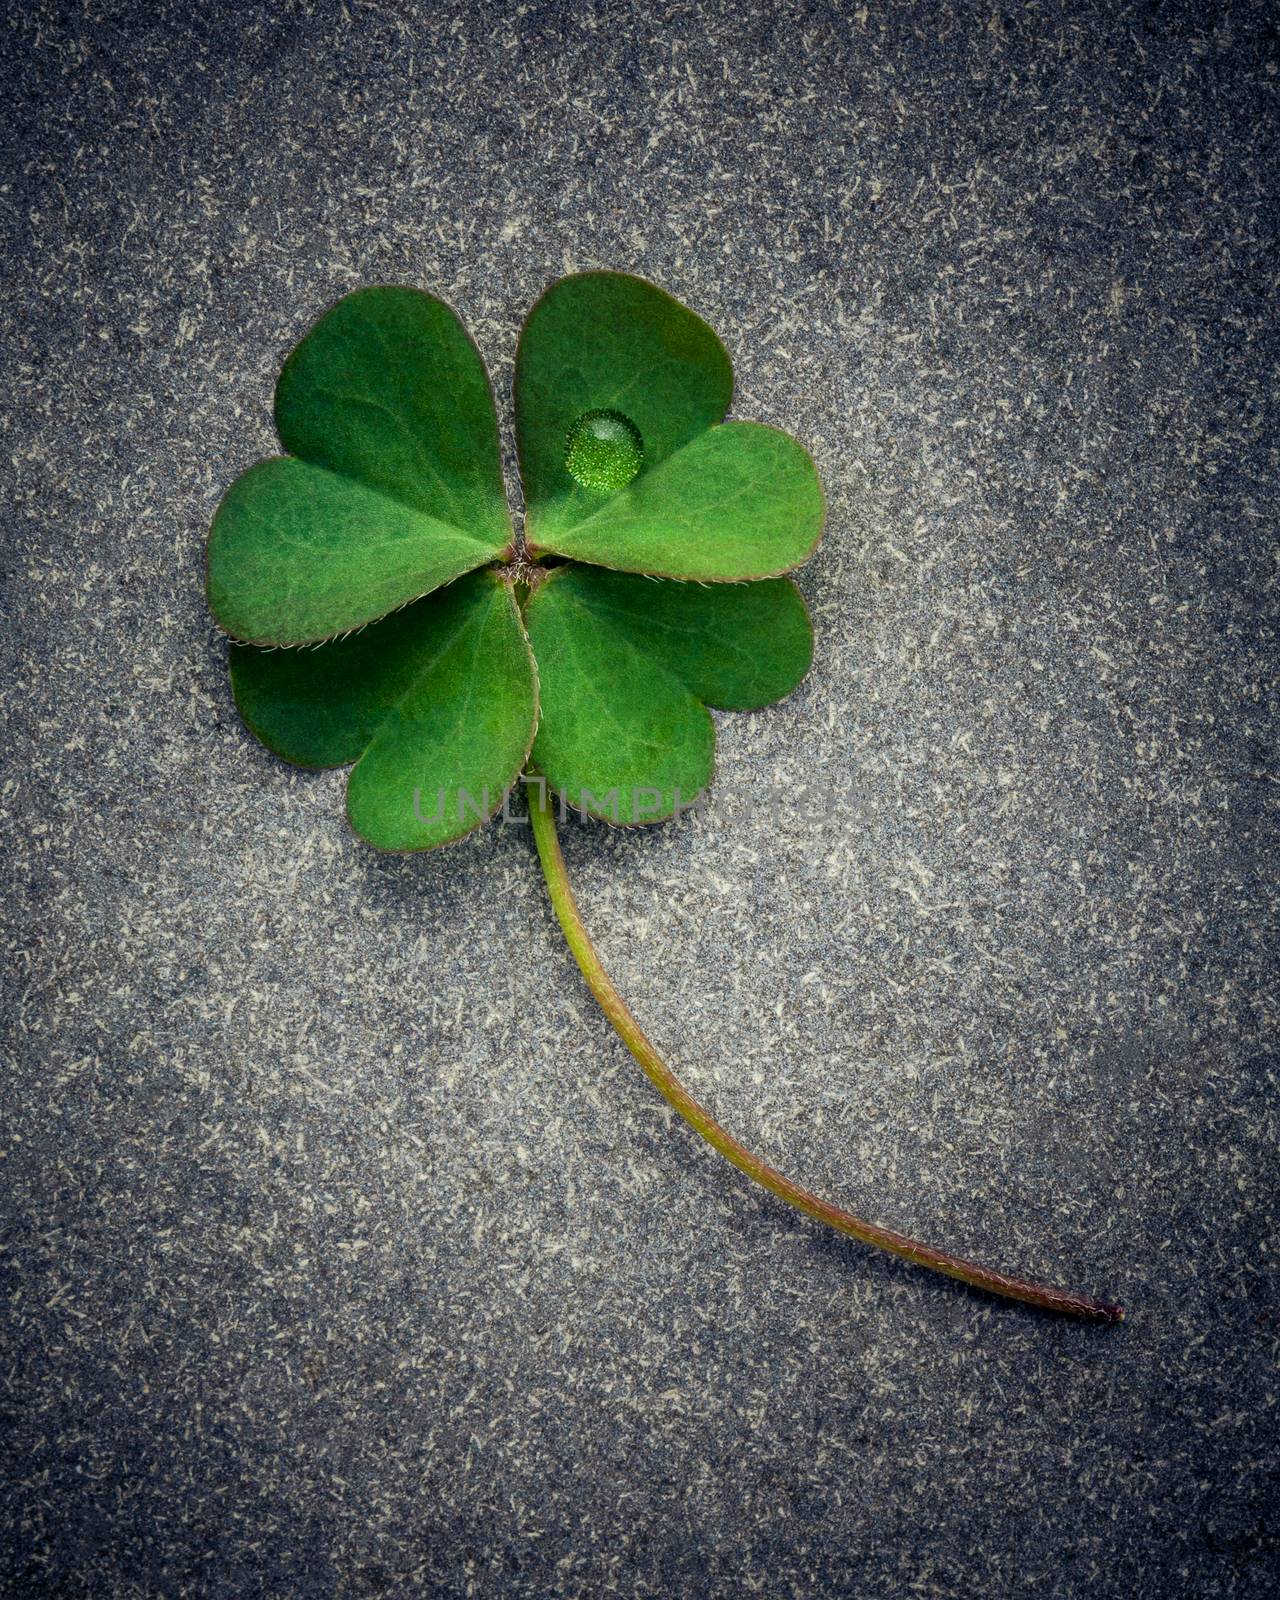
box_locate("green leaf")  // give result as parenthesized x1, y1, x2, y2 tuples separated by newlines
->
(531, 421, 824, 581)
(210, 274, 828, 846)
(208, 457, 509, 647)
(524, 569, 715, 825)
(515, 270, 823, 580)
(540, 566, 813, 710)
(230, 570, 537, 851)
(208, 287, 511, 646)
(516, 271, 732, 550)
(229, 582, 467, 771)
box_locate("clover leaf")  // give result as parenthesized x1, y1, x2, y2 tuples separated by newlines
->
(516, 272, 823, 578)
(209, 274, 820, 843)
(206, 273, 1122, 1322)
(208, 287, 515, 647)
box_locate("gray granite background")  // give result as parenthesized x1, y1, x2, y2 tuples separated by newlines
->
(3, 1, 1278, 1595)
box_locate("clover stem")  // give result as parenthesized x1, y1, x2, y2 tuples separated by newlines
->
(528, 782, 1123, 1323)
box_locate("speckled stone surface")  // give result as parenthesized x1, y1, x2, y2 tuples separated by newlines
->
(3, 2, 1277, 1596)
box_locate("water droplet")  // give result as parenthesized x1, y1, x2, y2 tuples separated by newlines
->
(564, 408, 644, 493)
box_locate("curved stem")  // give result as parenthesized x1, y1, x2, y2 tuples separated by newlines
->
(529, 783, 1123, 1323)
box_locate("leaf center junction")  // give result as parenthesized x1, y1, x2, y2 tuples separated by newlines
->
(564, 408, 644, 493)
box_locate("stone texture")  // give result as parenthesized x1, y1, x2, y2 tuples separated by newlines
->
(2, 2, 1276, 1596)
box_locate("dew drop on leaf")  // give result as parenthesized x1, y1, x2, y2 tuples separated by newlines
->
(564, 408, 644, 492)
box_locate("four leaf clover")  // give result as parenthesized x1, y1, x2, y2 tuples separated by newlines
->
(208, 272, 824, 846)
(205, 272, 1123, 1321)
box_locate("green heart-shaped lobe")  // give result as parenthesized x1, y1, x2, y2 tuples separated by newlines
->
(543, 566, 814, 711)
(523, 566, 813, 824)
(515, 272, 824, 579)
(230, 569, 537, 850)
(208, 287, 511, 646)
